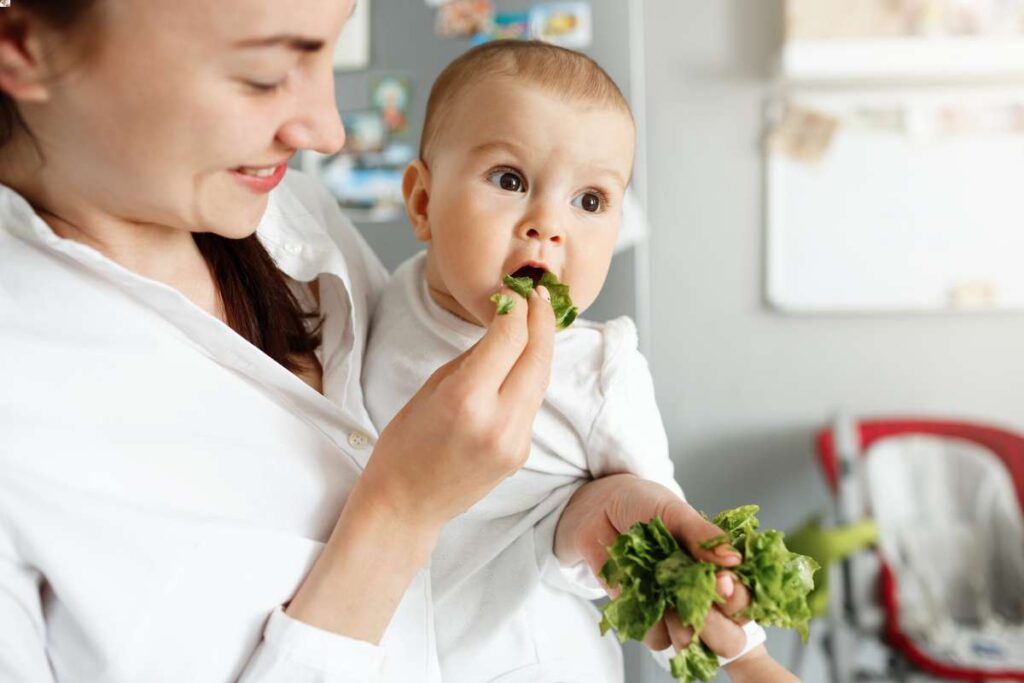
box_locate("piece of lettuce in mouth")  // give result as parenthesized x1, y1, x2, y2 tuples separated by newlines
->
(598, 507, 819, 683)
(490, 271, 579, 330)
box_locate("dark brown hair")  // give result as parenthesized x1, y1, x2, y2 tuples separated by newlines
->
(420, 40, 634, 162)
(1, 0, 321, 373)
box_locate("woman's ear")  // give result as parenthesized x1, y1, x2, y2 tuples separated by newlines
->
(403, 159, 432, 242)
(0, 10, 52, 103)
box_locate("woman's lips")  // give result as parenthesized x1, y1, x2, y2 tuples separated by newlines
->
(229, 162, 288, 193)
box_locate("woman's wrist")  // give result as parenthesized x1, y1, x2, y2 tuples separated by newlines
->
(723, 645, 800, 683)
(284, 481, 442, 644)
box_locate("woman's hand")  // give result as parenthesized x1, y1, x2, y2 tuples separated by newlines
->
(287, 285, 554, 642)
(359, 283, 555, 533)
(553, 474, 754, 657)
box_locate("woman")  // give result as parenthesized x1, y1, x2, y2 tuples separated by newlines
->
(0, 0, 795, 680)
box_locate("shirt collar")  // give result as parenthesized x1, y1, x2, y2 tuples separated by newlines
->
(0, 176, 346, 287)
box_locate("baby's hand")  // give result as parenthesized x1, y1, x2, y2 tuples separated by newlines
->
(660, 569, 753, 660)
(554, 475, 751, 652)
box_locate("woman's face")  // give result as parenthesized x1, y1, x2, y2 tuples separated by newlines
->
(25, 0, 351, 237)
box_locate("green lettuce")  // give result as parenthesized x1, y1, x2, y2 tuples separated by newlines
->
(599, 506, 819, 682)
(489, 293, 515, 315)
(491, 272, 579, 330)
(503, 274, 535, 299)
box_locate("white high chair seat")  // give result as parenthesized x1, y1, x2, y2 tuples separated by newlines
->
(865, 434, 1024, 671)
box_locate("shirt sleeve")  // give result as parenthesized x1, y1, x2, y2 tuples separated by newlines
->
(0, 538, 392, 683)
(0, 550, 55, 682)
(535, 317, 686, 599)
(532, 480, 607, 599)
(586, 316, 684, 500)
(237, 608, 387, 683)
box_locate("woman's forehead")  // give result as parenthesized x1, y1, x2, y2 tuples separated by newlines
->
(106, 0, 353, 48)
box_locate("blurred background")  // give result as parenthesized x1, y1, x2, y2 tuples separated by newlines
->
(306, 1, 1024, 680)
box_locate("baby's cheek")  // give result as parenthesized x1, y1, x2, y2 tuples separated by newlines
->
(568, 271, 605, 314)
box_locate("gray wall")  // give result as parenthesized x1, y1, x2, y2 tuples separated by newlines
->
(629, 0, 1024, 678)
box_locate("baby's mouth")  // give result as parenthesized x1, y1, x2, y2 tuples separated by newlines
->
(510, 265, 548, 288)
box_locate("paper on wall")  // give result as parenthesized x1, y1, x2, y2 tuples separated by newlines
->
(767, 105, 840, 164)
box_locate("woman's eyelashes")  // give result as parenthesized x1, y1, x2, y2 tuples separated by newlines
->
(244, 78, 288, 94)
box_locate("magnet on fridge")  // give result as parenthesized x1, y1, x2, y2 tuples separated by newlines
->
(371, 75, 412, 136)
(469, 11, 531, 45)
(529, 2, 592, 49)
(435, 0, 494, 38)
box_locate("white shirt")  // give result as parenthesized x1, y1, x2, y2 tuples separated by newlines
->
(363, 253, 686, 683)
(0, 172, 441, 682)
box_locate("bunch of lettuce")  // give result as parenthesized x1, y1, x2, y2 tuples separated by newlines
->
(490, 272, 578, 330)
(598, 506, 819, 683)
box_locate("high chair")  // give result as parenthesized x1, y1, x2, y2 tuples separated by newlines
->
(800, 415, 1024, 682)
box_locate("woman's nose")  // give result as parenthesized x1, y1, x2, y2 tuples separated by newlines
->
(276, 70, 347, 155)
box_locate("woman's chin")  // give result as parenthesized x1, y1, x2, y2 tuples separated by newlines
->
(201, 203, 267, 240)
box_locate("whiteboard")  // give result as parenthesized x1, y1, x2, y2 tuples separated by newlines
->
(766, 88, 1024, 313)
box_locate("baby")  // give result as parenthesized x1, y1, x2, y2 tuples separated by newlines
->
(363, 41, 765, 682)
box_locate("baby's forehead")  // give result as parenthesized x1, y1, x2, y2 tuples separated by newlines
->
(432, 85, 635, 187)
(438, 77, 634, 142)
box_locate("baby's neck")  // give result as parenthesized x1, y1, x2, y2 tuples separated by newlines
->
(426, 279, 481, 326)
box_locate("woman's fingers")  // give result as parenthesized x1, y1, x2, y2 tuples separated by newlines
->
(498, 285, 554, 410)
(452, 285, 533, 393)
(660, 500, 742, 567)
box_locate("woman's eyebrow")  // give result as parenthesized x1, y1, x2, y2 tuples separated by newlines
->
(234, 1, 356, 52)
(233, 35, 325, 52)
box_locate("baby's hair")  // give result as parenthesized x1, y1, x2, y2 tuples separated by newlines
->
(419, 40, 633, 162)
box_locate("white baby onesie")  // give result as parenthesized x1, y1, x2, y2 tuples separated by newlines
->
(363, 252, 755, 683)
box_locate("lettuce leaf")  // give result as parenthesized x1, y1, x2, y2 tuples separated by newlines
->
(670, 639, 720, 683)
(489, 293, 515, 315)
(492, 272, 579, 330)
(538, 271, 579, 330)
(503, 274, 535, 299)
(598, 507, 819, 682)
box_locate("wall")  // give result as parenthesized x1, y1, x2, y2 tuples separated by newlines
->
(630, 0, 1024, 678)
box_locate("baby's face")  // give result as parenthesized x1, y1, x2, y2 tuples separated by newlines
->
(414, 78, 635, 326)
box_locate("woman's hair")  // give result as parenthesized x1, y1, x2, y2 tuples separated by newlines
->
(419, 40, 634, 163)
(0, 0, 322, 373)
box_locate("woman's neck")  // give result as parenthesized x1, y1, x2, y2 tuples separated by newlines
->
(42, 205, 225, 321)
(1, 147, 225, 322)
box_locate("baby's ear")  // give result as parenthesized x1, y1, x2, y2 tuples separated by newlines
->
(402, 159, 432, 242)
(0, 10, 52, 103)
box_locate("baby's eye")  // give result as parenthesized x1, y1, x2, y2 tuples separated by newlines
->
(572, 191, 604, 213)
(487, 170, 526, 193)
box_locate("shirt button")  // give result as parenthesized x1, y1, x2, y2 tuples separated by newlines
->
(284, 241, 304, 255)
(348, 431, 371, 449)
